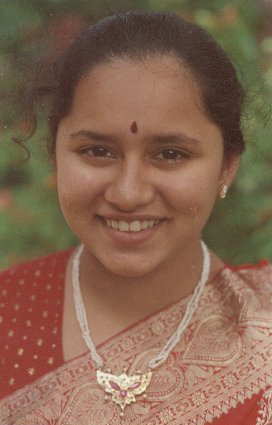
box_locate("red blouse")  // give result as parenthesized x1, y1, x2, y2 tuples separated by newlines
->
(0, 249, 71, 398)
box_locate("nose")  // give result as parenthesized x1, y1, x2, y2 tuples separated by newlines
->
(104, 159, 155, 211)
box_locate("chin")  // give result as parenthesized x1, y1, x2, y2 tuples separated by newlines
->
(98, 256, 158, 278)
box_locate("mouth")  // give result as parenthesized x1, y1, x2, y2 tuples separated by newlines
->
(97, 216, 164, 233)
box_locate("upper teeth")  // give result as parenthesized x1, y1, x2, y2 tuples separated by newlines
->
(105, 219, 160, 232)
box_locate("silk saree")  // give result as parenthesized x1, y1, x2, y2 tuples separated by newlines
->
(1, 249, 272, 424)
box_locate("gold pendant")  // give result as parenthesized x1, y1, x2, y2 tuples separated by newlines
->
(97, 369, 152, 416)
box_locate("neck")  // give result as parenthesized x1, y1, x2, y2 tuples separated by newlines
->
(77, 240, 219, 323)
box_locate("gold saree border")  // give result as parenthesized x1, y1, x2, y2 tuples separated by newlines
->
(256, 387, 272, 425)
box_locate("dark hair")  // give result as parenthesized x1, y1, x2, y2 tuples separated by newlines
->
(44, 11, 246, 158)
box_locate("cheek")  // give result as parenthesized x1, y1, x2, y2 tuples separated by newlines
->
(56, 165, 103, 215)
(161, 165, 220, 216)
(57, 176, 80, 217)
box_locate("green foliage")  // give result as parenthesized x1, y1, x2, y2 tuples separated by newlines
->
(0, 126, 77, 269)
(0, 0, 271, 268)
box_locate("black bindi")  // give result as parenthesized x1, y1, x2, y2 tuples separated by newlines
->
(130, 121, 138, 134)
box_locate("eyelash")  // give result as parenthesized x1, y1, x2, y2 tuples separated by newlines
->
(82, 146, 114, 159)
(156, 149, 190, 162)
(81, 146, 190, 163)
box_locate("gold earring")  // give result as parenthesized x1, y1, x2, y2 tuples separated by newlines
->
(219, 185, 228, 199)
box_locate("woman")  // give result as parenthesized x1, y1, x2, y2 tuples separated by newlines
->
(0, 10, 271, 425)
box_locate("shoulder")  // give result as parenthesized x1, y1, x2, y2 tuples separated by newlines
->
(0, 247, 74, 312)
(223, 259, 272, 292)
(0, 248, 73, 332)
(0, 248, 73, 397)
(220, 259, 272, 325)
(0, 248, 73, 290)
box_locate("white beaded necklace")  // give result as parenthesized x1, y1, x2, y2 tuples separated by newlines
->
(72, 241, 210, 416)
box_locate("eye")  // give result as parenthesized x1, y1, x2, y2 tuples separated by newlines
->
(156, 149, 189, 162)
(82, 146, 115, 159)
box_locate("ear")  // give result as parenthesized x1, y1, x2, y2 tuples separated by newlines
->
(218, 154, 240, 196)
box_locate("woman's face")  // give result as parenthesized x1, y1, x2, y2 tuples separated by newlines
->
(56, 56, 237, 277)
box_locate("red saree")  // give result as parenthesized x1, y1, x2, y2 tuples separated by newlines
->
(0, 249, 272, 424)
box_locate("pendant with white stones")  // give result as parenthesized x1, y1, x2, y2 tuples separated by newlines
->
(97, 369, 152, 416)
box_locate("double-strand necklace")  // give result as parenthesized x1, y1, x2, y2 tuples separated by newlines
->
(72, 241, 210, 417)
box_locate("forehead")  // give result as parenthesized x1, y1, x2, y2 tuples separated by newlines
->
(72, 56, 199, 110)
(60, 56, 221, 144)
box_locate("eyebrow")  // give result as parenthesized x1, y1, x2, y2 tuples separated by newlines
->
(151, 134, 201, 145)
(70, 129, 201, 146)
(70, 130, 116, 143)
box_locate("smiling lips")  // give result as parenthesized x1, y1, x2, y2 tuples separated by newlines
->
(102, 218, 162, 232)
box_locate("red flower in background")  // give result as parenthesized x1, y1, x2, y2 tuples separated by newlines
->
(44, 173, 57, 191)
(0, 190, 13, 210)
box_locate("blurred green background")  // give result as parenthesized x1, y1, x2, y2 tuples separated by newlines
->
(0, 0, 271, 270)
